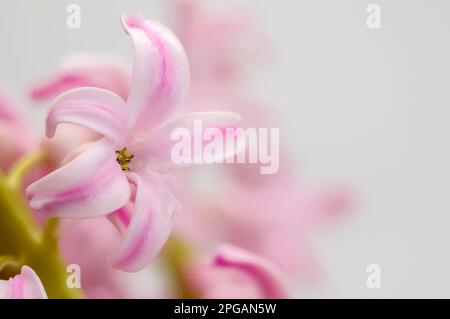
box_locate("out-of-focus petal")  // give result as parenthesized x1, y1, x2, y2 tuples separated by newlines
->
(295, 187, 353, 227)
(169, 0, 269, 86)
(128, 111, 244, 168)
(213, 245, 289, 299)
(0, 92, 37, 171)
(26, 138, 131, 218)
(0, 266, 47, 299)
(109, 172, 181, 272)
(121, 13, 190, 136)
(0, 93, 19, 123)
(30, 53, 131, 101)
(46, 87, 129, 146)
(59, 217, 158, 298)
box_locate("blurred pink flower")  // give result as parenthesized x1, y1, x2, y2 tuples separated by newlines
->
(187, 245, 289, 299)
(0, 93, 36, 171)
(26, 13, 242, 272)
(164, 0, 352, 294)
(30, 53, 131, 102)
(167, 0, 286, 184)
(59, 217, 162, 298)
(168, 0, 268, 88)
(0, 266, 47, 299)
(178, 179, 352, 282)
(166, 0, 354, 285)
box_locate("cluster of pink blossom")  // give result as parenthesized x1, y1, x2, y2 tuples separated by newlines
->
(0, 0, 352, 299)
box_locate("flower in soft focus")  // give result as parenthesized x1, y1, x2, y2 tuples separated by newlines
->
(30, 53, 131, 101)
(167, 0, 285, 183)
(59, 217, 161, 298)
(177, 178, 352, 282)
(217, 182, 351, 281)
(168, 0, 268, 87)
(187, 245, 289, 299)
(0, 93, 36, 172)
(26, 13, 242, 272)
(0, 266, 47, 299)
(165, 0, 353, 287)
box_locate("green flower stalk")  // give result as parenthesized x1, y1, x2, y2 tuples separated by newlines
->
(0, 151, 83, 298)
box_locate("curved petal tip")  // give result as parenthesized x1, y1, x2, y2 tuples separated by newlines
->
(213, 245, 290, 299)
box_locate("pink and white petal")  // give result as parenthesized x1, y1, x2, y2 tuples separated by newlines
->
(26, 138, 131, 219)
(0, 266, 47, 299)
(31, 71, 98, 102)
(18, 266, 48, 299)
(128, 111, 244, 168)
(109, 172, 181, 272)
(122, 13, 190, 136)
(30, 53, 131, 101)
(213, 245, 289, 299)
(46, 87, 129, 146)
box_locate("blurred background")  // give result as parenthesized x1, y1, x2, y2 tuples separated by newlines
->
(1, 0, 450, 298)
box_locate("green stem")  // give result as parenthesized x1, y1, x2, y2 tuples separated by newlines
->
(0, 171, 40, 255)
(8, 150, 46, 189)
(0, 153, 83, 298)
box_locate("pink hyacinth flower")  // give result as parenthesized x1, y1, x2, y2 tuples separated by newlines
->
(216, 181, 352, 281)
(168, 0, 269, 87)
(189, 245, 289, 299)
(26, 13, 242, 272)
(176, 178, 352, 283)
(0, 266, 47, 299)
(30, 53, 131, 102)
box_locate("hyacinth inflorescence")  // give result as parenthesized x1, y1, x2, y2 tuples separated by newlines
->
(0, 0, 352, 299)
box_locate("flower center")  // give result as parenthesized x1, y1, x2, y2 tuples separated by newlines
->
(116, 147, 134, 171)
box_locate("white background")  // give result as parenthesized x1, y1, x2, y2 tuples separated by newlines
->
(1, 0, 450, 298)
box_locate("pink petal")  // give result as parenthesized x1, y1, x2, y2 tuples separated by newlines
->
(41, 124, 100, 168)
(0, 93, 20, 123)
(59, 217, 157, 298)
(0, 266, 47, 299)
(169, 0, 269, 86)
(26, 138, 131, 218)
(109, 172, 181, 272)
(46, 87, 129, 146)
(121, 13, 190, 136)
(30, 53, 131, 101)
(128, 111, 244, 168)
(0, 92, 37, 171)
(213, 245, 289, 299)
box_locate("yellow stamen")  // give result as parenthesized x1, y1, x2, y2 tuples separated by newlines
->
(116, 147, 134, 171)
